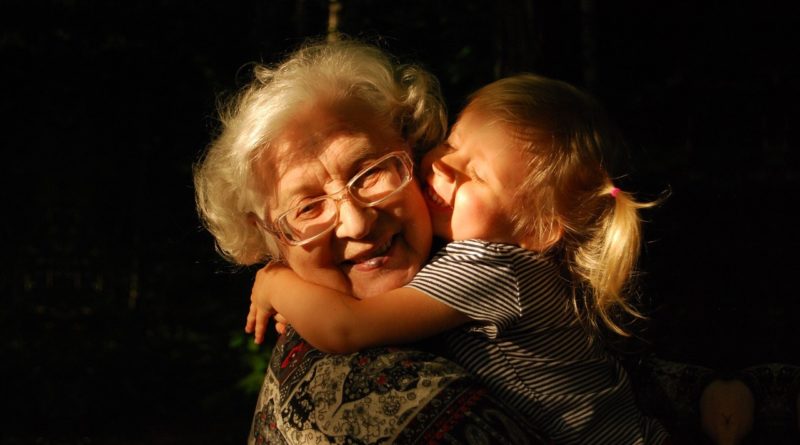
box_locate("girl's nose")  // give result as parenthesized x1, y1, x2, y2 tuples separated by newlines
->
(334, 199, 377, 240)
(431, 159, 457, 183)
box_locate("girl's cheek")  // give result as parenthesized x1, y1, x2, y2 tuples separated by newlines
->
(454, 188, 485, 214)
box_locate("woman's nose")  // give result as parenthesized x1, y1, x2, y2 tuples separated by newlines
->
(334, 199, 377, 240)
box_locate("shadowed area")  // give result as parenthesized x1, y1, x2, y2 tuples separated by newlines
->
(2, 1, 797, 443)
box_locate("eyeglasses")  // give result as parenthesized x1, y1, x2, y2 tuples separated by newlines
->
(264, 151, 414, 246)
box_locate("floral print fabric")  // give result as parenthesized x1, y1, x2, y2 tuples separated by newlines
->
(249, 328, 551, 444)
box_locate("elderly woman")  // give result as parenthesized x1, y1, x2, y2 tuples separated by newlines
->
(194, 39, 549, 444)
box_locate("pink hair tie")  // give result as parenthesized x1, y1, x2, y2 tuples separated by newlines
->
(610, 187, 621, 198)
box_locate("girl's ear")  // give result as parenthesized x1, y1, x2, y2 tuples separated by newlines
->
(541, 222, 564, 251)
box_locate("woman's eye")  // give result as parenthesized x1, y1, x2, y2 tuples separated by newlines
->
(359, 169, 385, 188)
(294, 201, 324, 220)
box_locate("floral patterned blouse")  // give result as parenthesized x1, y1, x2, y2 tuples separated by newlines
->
(249, 327, 551, 444)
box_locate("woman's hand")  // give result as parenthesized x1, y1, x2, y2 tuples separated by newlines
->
(245, 262, 285, 344)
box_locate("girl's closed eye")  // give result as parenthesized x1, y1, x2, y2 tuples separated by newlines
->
(467, 165, 484, 182)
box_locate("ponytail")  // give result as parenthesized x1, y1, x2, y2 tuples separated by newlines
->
(568, 185, 657, 336)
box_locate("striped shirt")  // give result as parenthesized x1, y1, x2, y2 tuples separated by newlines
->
(407, 240, 667, 444)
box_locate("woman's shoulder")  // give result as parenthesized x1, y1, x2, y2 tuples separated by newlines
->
(265, 327, 472, 401)
(249, 328, 552, 444)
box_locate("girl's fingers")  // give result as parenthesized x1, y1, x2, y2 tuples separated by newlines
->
(254, 313, 266, 344)
(273, 313, 287, 335)
(245, 302, 257, 333)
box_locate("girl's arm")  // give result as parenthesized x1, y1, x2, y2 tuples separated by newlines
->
(246, 263, 470, 354)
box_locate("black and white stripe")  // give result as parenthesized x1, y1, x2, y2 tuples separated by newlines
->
(407, 239, 668, 444)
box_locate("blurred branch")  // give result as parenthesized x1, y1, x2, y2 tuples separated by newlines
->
(328, 0, 342, 42)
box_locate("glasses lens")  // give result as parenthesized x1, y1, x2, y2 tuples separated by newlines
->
(279, 198, 337, 243)
(350, 154, 411, 204)
(275, 152, 413, 245)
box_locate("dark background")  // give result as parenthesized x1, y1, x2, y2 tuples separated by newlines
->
(2, 1, 798, 443)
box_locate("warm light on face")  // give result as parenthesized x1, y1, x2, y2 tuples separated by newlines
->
(265, 151, 414, 246)
(421, 109, 528, 245)
(265, 100, 432, 299)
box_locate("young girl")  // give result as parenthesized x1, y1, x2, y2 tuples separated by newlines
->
(248, 74, 668, 444)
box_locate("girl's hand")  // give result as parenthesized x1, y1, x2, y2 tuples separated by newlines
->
(273, 313, 288, 335)
(245, 300, 273, 344)
(244, 262, 284, 344)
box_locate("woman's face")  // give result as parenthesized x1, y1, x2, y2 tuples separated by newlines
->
(264, 100, 432, 299)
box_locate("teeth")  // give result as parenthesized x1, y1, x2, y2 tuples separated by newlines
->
(363, 257, 382, 267)
(427, 186, 451, 208)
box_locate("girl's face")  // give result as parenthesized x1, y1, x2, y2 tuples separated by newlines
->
(421, 109, 529, 245)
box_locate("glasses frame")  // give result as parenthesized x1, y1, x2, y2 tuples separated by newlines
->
(263, 150, 414, 246)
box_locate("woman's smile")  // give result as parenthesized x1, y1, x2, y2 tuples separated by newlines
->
(344, 234, 397, 272)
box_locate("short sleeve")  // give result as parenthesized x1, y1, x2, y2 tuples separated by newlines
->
(407, 240, 523, 338)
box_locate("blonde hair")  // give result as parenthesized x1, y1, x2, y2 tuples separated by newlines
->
(465, 74, 656, 337)
(193, 37, 447, 265)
